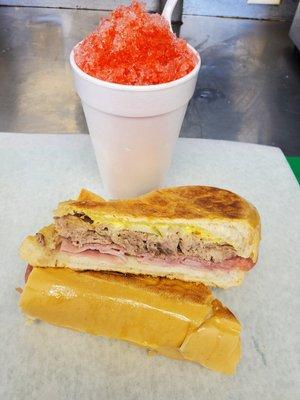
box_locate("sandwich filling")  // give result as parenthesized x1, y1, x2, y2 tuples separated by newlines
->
(54, 214, 254, 272)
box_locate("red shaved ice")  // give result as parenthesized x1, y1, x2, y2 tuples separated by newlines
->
(74, 1, 198, 86)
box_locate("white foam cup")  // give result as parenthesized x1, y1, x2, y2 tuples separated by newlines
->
(70, 47, 200, 199)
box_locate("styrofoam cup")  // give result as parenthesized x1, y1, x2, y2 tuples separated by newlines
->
(70, 47, 200, 199)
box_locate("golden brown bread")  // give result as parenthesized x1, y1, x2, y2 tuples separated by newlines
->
(19, 267, 241, 374)
(77, 188, 105, 202)
(57, 186, 259, 227)
(55, 186, 261, 262)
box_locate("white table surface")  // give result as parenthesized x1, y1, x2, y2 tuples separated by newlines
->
(1, 133, 299, 400)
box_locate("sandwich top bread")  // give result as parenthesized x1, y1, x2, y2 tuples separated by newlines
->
(20, 186, 261, 288)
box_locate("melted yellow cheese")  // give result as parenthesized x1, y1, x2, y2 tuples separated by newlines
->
(89, 218, 223, 243)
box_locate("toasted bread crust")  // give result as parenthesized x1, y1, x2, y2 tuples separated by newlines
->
(77, 189, 105, 202)
(56, 186, 260, 228)
(81, 270, 213, 304)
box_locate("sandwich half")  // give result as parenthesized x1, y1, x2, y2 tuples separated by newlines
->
(20, 266, 241, 374)
(20, 186, 261, 288)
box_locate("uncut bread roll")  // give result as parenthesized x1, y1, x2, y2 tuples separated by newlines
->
(20, 186, 261, 288)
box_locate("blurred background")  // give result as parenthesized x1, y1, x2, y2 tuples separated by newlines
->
(0, 0, 299, 159)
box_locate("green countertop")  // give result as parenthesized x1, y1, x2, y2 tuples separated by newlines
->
(286, 157, 300, 183)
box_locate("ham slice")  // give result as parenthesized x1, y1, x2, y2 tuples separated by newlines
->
(60, 239, 126, 264)
(61, 239, 126, 260)
(139, 254, 253, 271)
(60, 239, 254, 272)
(72, 250, 126, 264)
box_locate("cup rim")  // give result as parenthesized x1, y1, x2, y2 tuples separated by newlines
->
(70, 43, 201, 92)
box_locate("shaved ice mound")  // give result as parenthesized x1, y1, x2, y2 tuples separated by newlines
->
(74, 1, 198, 85)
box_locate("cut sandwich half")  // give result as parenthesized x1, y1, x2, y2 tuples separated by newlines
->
(20, 266, 241, 374)
(20, 186, 261, 288)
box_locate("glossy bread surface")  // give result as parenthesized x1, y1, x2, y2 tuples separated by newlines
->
(20, 267, 241, 374)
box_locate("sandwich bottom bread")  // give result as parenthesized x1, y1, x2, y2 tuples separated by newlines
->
(19, 266, 241, 374)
